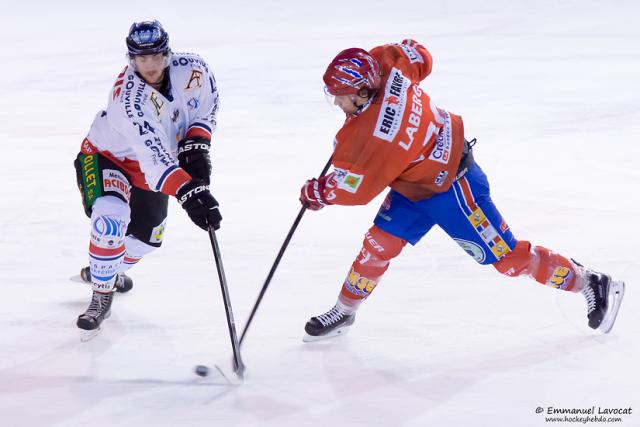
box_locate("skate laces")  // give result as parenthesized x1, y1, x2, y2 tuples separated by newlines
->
(86, 292, 111, 316)
(317, 305, 348, 327)
(582, 284, 596, 314)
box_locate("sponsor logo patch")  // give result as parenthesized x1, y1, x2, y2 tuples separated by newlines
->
(435, 170, 448, 186)
(373, 68, 409, 142)
(81, 138, 95, 154)
(102, 169, 131, 201)
(172, 56, 210, 71)
(187, 97, 200, 110)
(338, 172, 364, 194)
(492, 242, 507, 256)
(344, 267, 377, 297)
(149, 219, 167, 244)
(81, 154, 100, 206)
(466, 207, 512, 260)
(364, 232, 384, 253)
(480, 226, 498, 242)
(549, 266, 574, 290)
(428, 111, 452, 164)
(399, 43, 423, 64)
(92, 215, 126, 240)
(333, 168, 348, 181)
(488, 238, 511, 259)
(468, 208, 486, 227)
(454, 239, 486, 263)
(385, 95, 400, 105)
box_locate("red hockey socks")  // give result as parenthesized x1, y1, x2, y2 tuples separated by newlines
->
(338, 226, 407, 311)
(493, 240, 580, 291)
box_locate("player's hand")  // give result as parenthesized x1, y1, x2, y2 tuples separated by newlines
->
(300, 177, 332, 211)
(177, 137, 212, 185)
(176, 179, 221, 230)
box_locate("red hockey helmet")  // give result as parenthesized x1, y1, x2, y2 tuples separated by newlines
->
(323, 48, 381, 96)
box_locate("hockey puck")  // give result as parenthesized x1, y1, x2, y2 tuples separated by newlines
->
(194, 365, 210, 377)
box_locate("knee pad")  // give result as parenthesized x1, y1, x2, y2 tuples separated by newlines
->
(90, 196, 130, 248)
(91, 215, 127, 248)
(343, 226, 407, 300)
(124, 235, 158, 259)
(120, 235, 158, 272)
(493, 240, 532, 277)
(360, 225, 406, 263)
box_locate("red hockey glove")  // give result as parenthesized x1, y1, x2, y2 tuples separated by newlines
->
(300, 176, 332, 211)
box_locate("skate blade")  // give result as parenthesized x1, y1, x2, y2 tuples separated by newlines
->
(303, 325, 352, 343)
(78, 310, 110, 342)
(79, 327, 102, 342)
(599, 280, 625, 334)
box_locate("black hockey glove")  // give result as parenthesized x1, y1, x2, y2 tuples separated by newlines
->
(176, 179, 221, 231)
(177, 137, 212, 184)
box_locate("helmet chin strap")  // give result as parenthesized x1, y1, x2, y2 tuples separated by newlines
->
(352, 93, 373, 115)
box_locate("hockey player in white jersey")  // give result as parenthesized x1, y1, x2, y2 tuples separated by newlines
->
(74, 20, 221, 333)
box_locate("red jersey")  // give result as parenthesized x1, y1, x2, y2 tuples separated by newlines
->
(324, 40, 465, 205)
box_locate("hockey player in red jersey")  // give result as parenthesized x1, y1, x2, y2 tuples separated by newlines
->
(73, 21, 221, 335)
(299, 40, 625, 341)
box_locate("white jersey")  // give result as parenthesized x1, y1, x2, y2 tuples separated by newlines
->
(82, 52, 219, 195)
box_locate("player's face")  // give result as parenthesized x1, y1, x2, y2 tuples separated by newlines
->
(333, 94, 359, 114)
(132, 53, 166, 85)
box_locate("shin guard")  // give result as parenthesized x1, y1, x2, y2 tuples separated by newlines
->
(338, 226, 406, 310)
(89, 197, 129, 292)
(493, 240, 578, 291)
(119, 235, 158, 274)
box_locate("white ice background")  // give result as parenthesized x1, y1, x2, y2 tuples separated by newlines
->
(1, 1, 639, 426)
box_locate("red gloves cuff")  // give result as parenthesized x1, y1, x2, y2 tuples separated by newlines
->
(300, 176, 332, 210)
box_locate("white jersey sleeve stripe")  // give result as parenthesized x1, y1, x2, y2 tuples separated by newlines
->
(155, 165, 180, 191)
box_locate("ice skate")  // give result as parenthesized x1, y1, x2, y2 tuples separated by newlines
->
(77, 290, 114, 339)
(77, 267, 133, 293)
(581, 269, 625, 333)
(303, 304, 356, 342)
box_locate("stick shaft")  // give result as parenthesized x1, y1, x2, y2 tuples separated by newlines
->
(208, 227, 245, 378)
(239, 156, 333, 346)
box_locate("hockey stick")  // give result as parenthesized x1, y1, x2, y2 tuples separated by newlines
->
(239, 156, 333, 346)
(208, 226, 245, 380)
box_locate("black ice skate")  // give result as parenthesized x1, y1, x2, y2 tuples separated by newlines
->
(303, 304, 356, 342)
(77, 290, 114, 333)
(581, 269, 625, 333)
(80, 267, 133, 293)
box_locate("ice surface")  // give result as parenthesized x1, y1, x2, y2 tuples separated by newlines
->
(1, 1, 639, 426)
